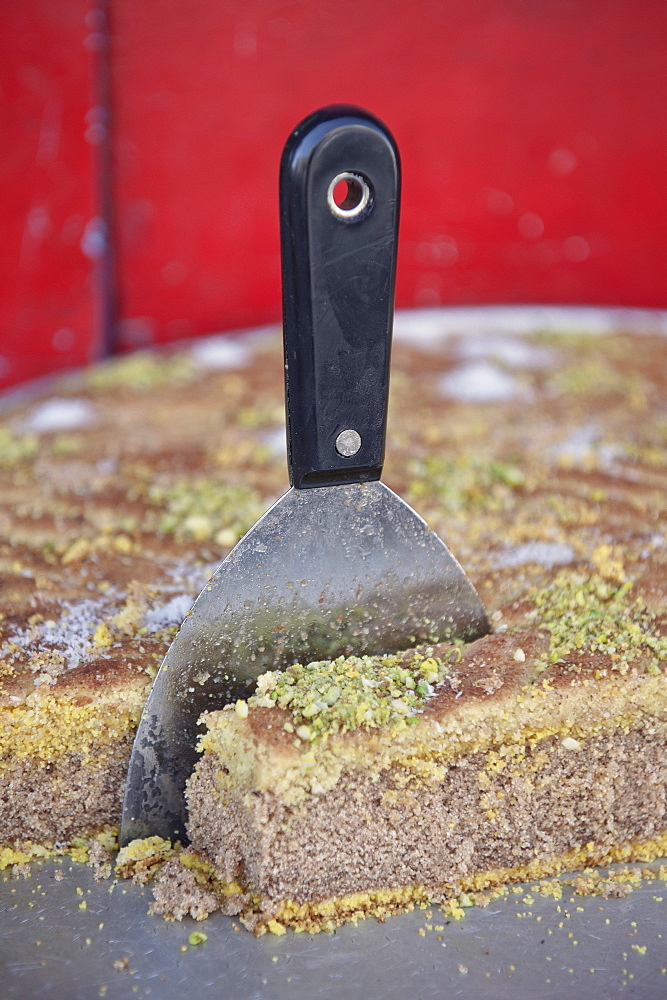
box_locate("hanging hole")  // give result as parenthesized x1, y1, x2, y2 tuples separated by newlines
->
(332, 178, 350, 207)
(327, 172, 372, 221)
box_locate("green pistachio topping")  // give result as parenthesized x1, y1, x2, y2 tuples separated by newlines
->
(406, 454, 524, 514)
(147, 478, 263, 546)
(552, 360, 647, 399)
(86, 350, 195, 390)
(0, 427, 38, 466)
(247, 651, 451, 741)
(188, 931, 208, 946)
(532, 571, 667, 673)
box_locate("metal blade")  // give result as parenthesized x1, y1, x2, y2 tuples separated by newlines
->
(120, 481, 489, 845)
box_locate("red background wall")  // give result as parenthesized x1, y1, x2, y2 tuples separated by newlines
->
(0, 0, 100, 389)
(2, 0, 666, 388)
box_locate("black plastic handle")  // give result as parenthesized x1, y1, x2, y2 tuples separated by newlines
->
(280, 105, 400, 489)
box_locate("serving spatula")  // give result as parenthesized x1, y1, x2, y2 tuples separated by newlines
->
(120, 106, 490, 847)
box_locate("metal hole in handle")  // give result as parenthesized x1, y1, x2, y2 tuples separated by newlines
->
(327, 172, 372, 221)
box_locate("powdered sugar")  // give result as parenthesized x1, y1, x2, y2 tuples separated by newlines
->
(259, 426, 287, 457)
(144, 594, 195, 632)
(21, 398, 95, 433)
(550, 425, 622, 467)
(1, 579, 205, 683)
(551, 424, 599, 463)
(1, 596, 115, 674)
(455, 335, 554, 368)
(189, 337, 252, 371)
(438, 361, 529, 403)
(491, 542, 575, 570)
(160, 560, 216, 593)
(393, 305, 667, 349)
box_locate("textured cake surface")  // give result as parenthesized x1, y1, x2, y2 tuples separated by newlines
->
(0, 334, 286, 846)
(1, 312, 666, 931)
(183, 620, 667, 931)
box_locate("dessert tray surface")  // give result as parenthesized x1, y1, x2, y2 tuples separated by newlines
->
(2, 860, 666, 1000)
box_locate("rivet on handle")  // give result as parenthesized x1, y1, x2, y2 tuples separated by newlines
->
(335, 429, 362, 457)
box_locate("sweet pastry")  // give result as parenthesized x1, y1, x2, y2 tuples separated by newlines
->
(183, 618, 666, 933)
(0, 335, 284, 848)
(1, 311, 665, 934)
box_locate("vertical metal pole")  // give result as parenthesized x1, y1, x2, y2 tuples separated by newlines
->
(88, 0, 117, 361)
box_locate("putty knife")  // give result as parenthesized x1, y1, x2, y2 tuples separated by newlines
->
(120, 106, 490, 846)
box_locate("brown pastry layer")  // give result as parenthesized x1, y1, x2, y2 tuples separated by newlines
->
(0, 337, 286, 845)
(184, 629, 666, 930)
(1, 318, 665, 869)
(1, 735, 134, 844)
(186, 724, 667, 921)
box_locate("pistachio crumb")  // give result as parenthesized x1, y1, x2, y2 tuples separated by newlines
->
(531, 571, 667, 673)
(246, 650, 451, 741)
(188, 931, 208, 946)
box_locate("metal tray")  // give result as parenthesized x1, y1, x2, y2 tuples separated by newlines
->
(2, 858, 665, 999)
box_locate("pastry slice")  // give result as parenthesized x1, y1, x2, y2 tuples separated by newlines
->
(183, 572, 667, 934)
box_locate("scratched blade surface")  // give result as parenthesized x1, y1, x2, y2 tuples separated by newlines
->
(120, 480, 489, 845)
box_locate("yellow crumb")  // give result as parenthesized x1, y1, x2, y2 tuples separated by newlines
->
(92, 623, 113, 648)
(266, 920, 286, 936)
